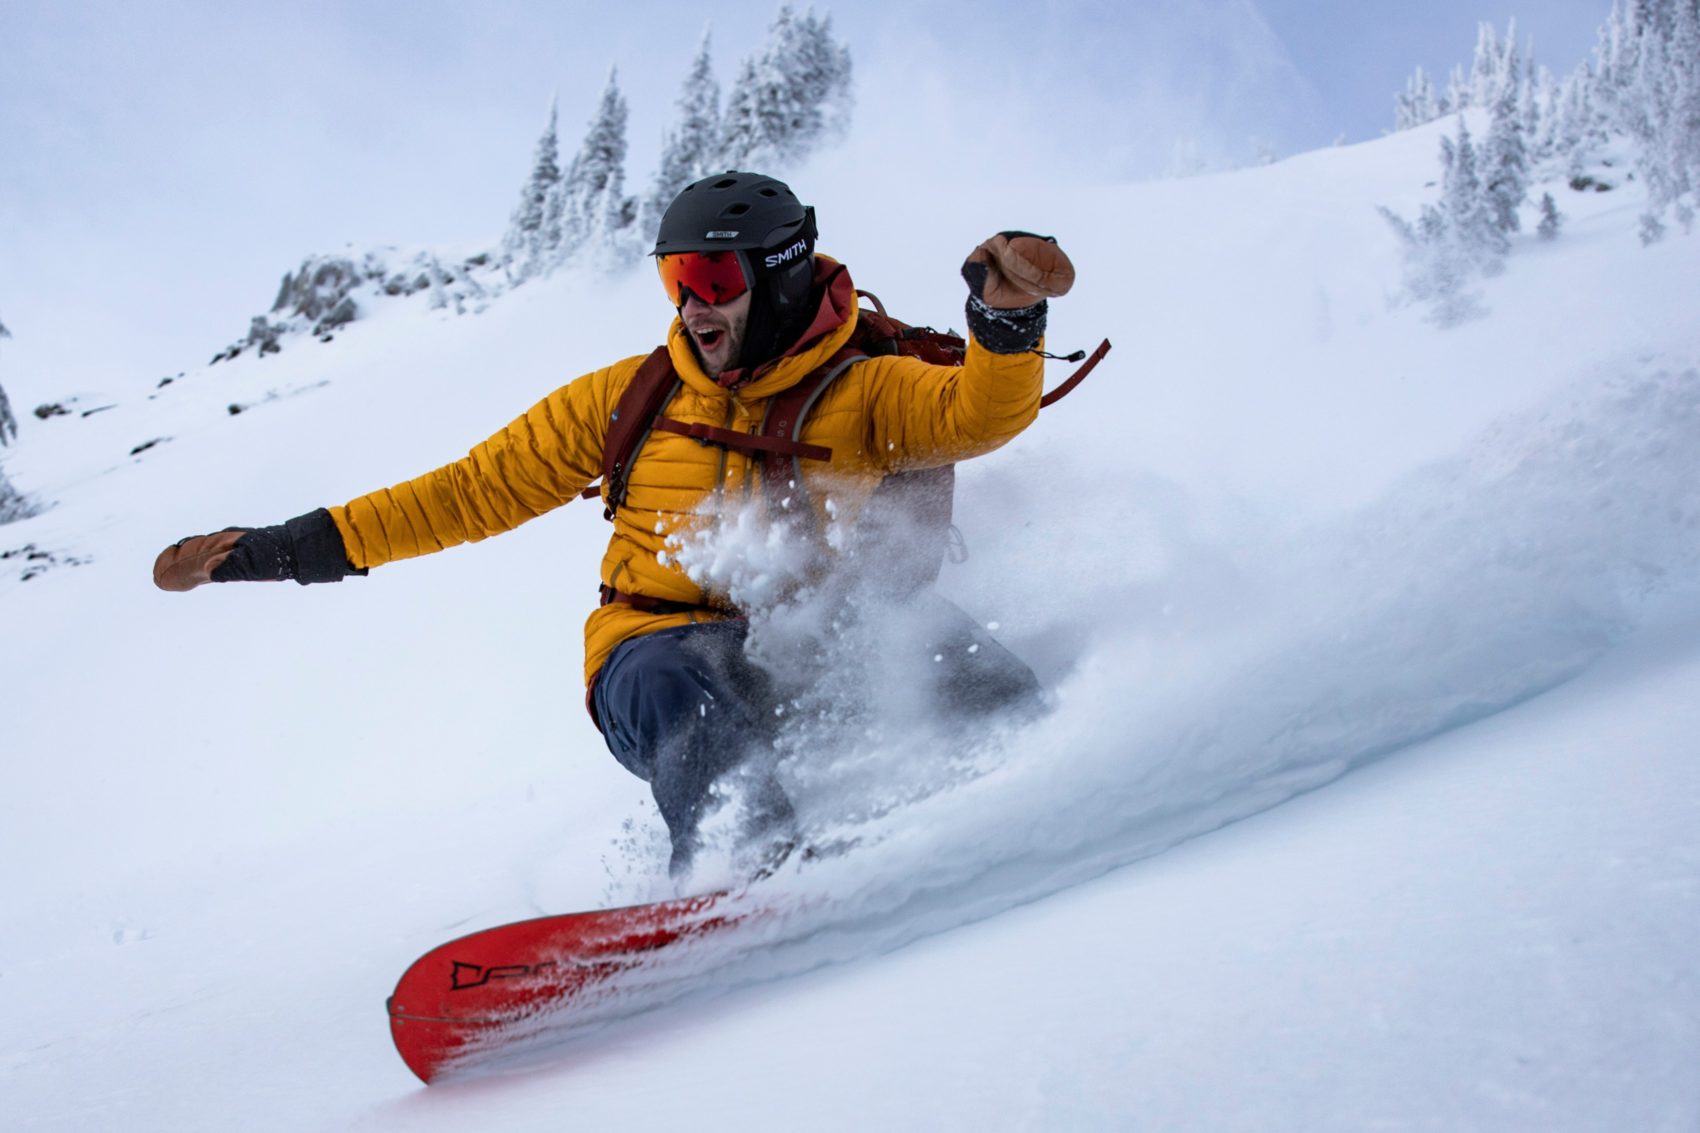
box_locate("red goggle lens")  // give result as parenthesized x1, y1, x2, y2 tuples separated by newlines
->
(656, 250, 752, 307)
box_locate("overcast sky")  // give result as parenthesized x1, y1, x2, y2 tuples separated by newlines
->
(1, 1, 1612, 399)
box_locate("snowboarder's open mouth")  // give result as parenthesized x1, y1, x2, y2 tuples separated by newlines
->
(694, 327, 723, 349)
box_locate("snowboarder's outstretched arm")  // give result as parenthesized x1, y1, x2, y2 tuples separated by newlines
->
(152, 510, 360, 592)
(152, 359, 625, 593)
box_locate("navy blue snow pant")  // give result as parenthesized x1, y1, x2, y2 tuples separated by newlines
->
(591, 597, 1041, 877)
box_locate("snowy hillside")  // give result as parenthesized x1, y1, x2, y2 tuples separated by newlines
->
(3, 110, 1699, 1130)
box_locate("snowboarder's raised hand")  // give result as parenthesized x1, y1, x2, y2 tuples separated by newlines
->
(153, 509, 363, 592)
(152, 529, 246, 591)
(959, 231, 1073, 355)
(962, 232, 1075, 308)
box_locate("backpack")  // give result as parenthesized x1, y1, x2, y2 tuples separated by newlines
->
(585, 290, 1109, 598)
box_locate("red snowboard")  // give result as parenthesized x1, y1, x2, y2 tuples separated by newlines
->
(388, 891, 742, 1083)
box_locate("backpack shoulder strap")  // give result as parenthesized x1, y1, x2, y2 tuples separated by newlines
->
(582, 346, 679, 519)
(755, 345, 866, 514)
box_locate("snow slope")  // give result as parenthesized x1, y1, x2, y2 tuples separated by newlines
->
(3, 116, 1698, 1129)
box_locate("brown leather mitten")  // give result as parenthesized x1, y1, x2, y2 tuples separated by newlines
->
(152, 529, 246, 592)
(964, 233, 1076, 308)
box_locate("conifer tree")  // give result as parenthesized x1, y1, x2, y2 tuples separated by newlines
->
(0, 314, 15, 448)
(1380, 0, 1696, 286)
(1556, 63, 1601, 172)
(502, 100, 564, 281)
(1596, 0, 1657, 146)
(1443, 116, 1506, 262)
(1381, 115, 1506, 325)
(1396, 66, 1441, 130)
(641, 26, 722, 243)
(1643, 0, 1699, 233)
(1589, 0, 1700, 240)
(789, 8, 854, 146)
(1519, 56, 1541, 153)
(1444, 63, 1470, 114)
(749, 5, 808, 166)
(1528, 65, 1560, 157)
(1470, 21, 1504, 107)
(0, 314, 28, 524)
(719, 56, 767, 169)
(1596, 0, 1646, 109)
(557, 68, 637, 268)
(1482, 34, 1531, 235)
(718, 5, 853, 171)
(1673, 0, 1700, 219)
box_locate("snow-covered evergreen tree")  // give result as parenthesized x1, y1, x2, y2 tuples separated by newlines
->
(719, 5, 852, 171)
(719, 56, 767, 170)
(1527, 64, 1559, 158)
(0, 314, 15, 448)
(1395, 66, 1442, 130)
(1595, 0, 1648, 120)
(1444, 63, 1470, 115)
(555, 68, 638, 269)
(1443, 116, 1507, 262)
(0, 313, 31, 525)
(1374, 1, 1694, 314)
(640, 26, 722, 245)
(1672, 0, 1700, 217)
(791, 8, 854, 146)
(1636, 0, 1699, 238)
(1482, 34, 1531, 235)
(1470, 21, 1505, 108)
(1537, 191, 1565, 239)
(208, 3, 862, 348)
(1588, 0, 1700, 240)
(1555, 62, 1603, 173)
(501, 99, 564, 281)
(1519, 58, 1543, 155)
(1382, 116, 1506, 325)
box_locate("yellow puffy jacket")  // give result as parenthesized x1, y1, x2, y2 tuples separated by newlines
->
(328, 257, 1043, 685)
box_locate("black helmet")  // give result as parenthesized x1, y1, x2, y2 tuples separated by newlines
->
(654, 171, 820, 370)
(652, 171, 813, 258)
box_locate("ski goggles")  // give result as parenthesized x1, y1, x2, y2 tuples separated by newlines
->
(655, 249, 753, 308)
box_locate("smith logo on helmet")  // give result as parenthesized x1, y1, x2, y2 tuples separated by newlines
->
(705, 230, 739, 239)
(764, 239, 810, 268)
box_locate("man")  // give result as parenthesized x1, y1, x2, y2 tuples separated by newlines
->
(154, 171, 1075, 879)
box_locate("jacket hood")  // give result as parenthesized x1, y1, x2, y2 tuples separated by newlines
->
(666, 255, 859, 402)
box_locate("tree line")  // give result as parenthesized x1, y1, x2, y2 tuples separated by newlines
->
(1384, 1, 1699, 322)
(208, 4, 852, 364)
(501, 8, 852, 283)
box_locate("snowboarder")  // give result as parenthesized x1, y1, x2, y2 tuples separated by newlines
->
(154, 171, 1076, 878)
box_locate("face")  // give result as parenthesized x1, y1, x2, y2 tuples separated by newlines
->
(679, 288, 752, 378)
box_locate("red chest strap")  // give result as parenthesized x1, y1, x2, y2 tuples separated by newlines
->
(651, 416, 831, 463)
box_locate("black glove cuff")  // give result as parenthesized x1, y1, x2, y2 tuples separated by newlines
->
(209, 508, 363, 585)
(964, 291, 1048, 354)
(286, 508, 363, 584)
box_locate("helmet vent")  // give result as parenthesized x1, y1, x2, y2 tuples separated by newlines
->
(653, 172, 808, 258)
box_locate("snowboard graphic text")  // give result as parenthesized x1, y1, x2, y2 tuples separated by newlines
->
(449, 958, 570, 991)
